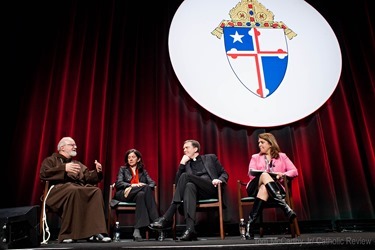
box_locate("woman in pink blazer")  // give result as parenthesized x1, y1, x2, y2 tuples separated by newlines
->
(245, 133, 298, 239)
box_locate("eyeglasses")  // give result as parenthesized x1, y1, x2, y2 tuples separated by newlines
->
(66, 143, 76, 147)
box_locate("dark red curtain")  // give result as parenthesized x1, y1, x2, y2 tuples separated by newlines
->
(3, 0, 374, 224)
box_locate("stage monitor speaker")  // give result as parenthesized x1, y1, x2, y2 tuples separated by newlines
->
(0, 205, 40, 249)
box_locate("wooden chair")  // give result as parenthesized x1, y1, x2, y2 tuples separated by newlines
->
(107, 183, 158, 239)
(237, 176, 300, 238)
(172, 182, 225, 240)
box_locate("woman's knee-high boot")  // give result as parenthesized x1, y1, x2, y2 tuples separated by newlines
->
(265, 182, 296, 221)
(245, 197, 265, 239)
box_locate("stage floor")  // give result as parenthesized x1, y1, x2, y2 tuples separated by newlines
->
(7, 231, 375, 250)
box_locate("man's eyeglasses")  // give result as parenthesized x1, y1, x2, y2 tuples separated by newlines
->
(66, 143, 76, 147)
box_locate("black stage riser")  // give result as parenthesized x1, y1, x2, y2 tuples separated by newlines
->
(0, 205, 40, 249)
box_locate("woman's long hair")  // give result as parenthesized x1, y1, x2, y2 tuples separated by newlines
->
(259, 133, 281, 159)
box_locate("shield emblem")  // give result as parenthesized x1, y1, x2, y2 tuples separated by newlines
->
(223, 26, 288, 98)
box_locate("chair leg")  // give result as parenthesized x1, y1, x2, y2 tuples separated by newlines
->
(219, 206, 224, 239)
(110, 211, 119, 238)
(292, 217, 301, 237)
(107, 208, 112, 236)
(290, 219, 296, 238)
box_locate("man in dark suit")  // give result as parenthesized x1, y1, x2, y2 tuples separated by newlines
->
(149, 139, 229, 241)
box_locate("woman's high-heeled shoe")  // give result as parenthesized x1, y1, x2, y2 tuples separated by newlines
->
(246, 197, 264, 240)
(265, 182, 296, 221)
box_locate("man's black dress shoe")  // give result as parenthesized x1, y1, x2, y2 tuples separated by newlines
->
(178, 229, 198, 241)
(88, 234, 111, 242)
(149, 217, 172, 230)
(133, 236, 143, 242)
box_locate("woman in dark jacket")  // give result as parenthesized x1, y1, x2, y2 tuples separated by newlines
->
(114, 149, 159, 241)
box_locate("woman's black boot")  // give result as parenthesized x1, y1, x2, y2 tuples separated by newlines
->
(265, 182, 296, 221)
(245, 197, 265, 239)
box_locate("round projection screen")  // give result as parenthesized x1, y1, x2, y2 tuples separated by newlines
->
(168, 0, 342, 127)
